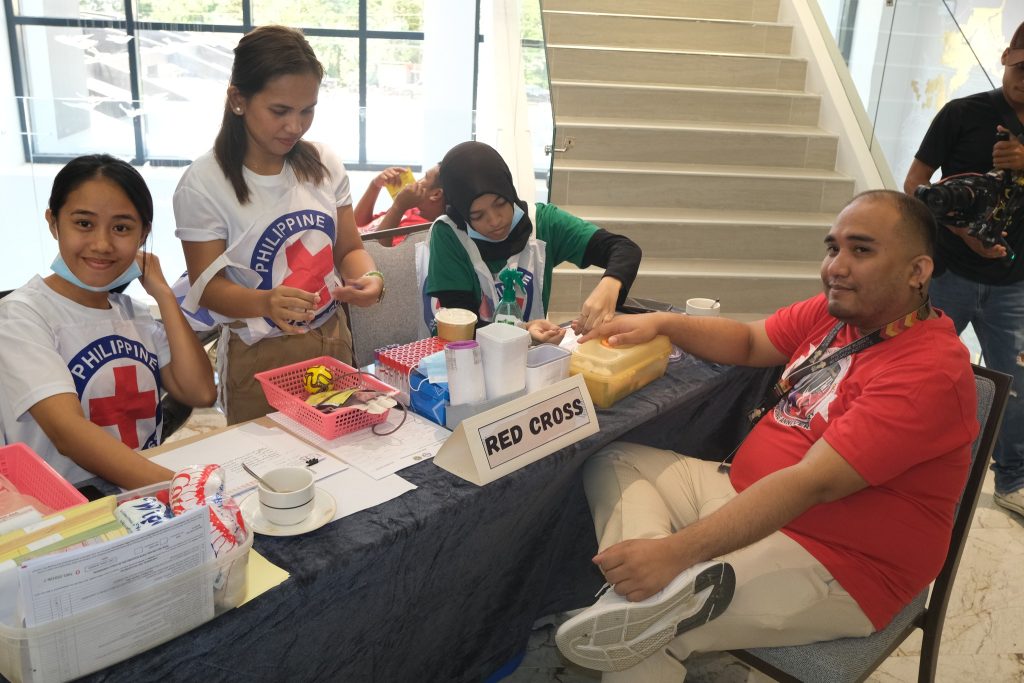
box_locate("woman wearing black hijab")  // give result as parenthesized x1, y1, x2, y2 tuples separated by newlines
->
(424, 141, 641, 343)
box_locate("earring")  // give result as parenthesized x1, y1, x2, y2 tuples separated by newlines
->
(234, 107, 242, 114)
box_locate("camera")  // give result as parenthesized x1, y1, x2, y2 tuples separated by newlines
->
(915, 169, 1023, 258)
(913, 131, 1023, 259)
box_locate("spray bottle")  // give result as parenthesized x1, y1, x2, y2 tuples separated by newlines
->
(493, 268, 525, 325)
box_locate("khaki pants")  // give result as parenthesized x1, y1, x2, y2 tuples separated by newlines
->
(583, 442, 875, 683)
(223, 311, 353, 425)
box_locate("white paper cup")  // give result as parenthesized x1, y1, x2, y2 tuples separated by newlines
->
(258, 467, 315, 526)
(685, 298, 721, 317)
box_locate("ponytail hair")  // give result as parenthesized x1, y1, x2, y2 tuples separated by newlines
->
(214, 25, 327, 204)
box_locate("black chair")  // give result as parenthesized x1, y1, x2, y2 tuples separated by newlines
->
(729, 364, 1012, 683)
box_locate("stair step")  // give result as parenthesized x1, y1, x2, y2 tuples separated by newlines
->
(542, 0, 780, 22)
(543, 11, 792, 54)
(556, 205, 833, 261)
(549, 160, 854, 213)
(549, 259, 821, 317)
(547, 45, 807, 91)
(550, 80, 821, 126)
(552, 117, 837, 169)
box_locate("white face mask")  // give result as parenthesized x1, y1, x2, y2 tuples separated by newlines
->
(466, 203, 524, 243)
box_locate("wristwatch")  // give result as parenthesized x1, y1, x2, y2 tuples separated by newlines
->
(363, 270, 386, 304)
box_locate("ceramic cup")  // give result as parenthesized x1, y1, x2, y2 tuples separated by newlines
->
(435, 307, 478, 341)
(258, 467, 315, 526)
(685, 298, 721, 317)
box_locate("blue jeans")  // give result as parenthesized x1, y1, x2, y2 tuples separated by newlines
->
(931, 271, 1024, 494)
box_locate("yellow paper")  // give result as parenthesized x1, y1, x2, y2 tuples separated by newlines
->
(385, 168, 416, 199)
(240, 549, 290, 605)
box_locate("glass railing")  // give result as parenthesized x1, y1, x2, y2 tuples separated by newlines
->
(821, 0, 1024, 186)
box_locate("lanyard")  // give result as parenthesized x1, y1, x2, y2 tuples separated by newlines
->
(717, 299, 932, 473)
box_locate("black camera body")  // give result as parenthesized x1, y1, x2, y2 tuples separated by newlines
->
(913, 131, 1023, 259)
(915, 169, 1024, 259)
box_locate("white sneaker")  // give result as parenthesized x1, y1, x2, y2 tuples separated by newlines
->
(555, 560, 735, 672)
(994, 489, 1024, 516)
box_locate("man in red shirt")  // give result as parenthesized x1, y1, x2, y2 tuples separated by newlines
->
(557, 190, 979, 682)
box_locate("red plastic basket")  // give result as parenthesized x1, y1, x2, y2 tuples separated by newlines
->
(0, 443, 88, 511)
(255, 356, 396, 440)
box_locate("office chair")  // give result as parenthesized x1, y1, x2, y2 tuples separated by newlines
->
(730, 364, 1012, 683)
(349, 228, 431, 368)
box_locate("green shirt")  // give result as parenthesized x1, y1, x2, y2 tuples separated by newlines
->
(425, 202, 597, 314)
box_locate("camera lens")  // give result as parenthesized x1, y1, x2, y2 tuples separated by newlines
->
(916, 184, 975, 214)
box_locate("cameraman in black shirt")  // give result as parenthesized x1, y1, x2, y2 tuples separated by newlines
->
(904, 21, 1024, 516)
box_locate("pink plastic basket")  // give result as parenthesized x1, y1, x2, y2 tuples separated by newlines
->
(0, 443, 88, 511)
(255, 356, 396, 440)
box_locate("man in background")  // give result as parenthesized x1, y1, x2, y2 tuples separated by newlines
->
(903, 20, 1024, 516)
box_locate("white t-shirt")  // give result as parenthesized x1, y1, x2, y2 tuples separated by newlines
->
(0, 276, 171, 484)
(173, 141, 352, 248)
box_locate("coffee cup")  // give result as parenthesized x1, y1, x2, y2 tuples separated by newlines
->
(685, 298, 721, 317)
(257, 467, 315, 526)
(435, 307, 477, 341)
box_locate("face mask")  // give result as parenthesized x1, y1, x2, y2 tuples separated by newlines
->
(50, 255, 142, 293)
(467, 202, 524, 243)
(417, 349, 448, 384)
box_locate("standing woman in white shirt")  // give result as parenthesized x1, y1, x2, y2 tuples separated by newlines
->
(174, 25, 383, 424)
(0, 155, 216, 489)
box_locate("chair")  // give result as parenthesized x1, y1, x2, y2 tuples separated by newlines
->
(729, 364, 1012, 683)
(348, 229, 431, 368)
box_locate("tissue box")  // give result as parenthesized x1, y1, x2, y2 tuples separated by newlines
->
(409, 369, 449, 426)
(570, 335, 672, 408)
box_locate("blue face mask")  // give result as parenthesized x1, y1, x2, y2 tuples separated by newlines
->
(50, 255, 142, 293)
(467, 202, 524, 243)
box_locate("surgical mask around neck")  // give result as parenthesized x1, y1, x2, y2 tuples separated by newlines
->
(50, 255, 142, 293)
(467, 202, 524, 243)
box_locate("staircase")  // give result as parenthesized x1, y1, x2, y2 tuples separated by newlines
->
(541, 0, 857, 321)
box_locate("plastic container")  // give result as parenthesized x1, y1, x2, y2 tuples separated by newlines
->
(0, 482, 252, 683)
(477, 323, 530, 400)
(570, 335, 672, 408)
(525, 344, 571, 394)
(0, 444, 87, 512)
(255, 355, 394, 440)
(375, 337, 449, 404)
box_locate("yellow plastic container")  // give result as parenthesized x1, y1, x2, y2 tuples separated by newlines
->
(570, 335, 672, 408)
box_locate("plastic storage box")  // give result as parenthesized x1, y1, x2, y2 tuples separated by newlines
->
(0, 482, 253, 683)
(525, 344, 571, 394)
(570, 335, 672, 408)
(0, 444, 86, 512)
(255, 355, 395, 439)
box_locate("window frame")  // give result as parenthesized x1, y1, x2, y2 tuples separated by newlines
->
(2, 0, 460, 170)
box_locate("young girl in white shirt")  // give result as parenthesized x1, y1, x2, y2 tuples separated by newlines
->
(0, 155, 217, 489)
(175, 25, 383, 424)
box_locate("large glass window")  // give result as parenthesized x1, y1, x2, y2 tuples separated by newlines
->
(5, 0, 426, 168)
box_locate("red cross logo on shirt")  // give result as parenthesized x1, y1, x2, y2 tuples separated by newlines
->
(88, 365, 157, 449)
(281, 239, 333, 302)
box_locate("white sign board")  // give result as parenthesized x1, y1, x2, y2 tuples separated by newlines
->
(433, 373, 599, 485)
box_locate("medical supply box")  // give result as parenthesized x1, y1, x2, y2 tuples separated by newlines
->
(569, 335, 672, 408)
(0, 482, 253, 683)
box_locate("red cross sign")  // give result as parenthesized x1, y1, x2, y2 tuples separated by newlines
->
(88, 364, 157, 448)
